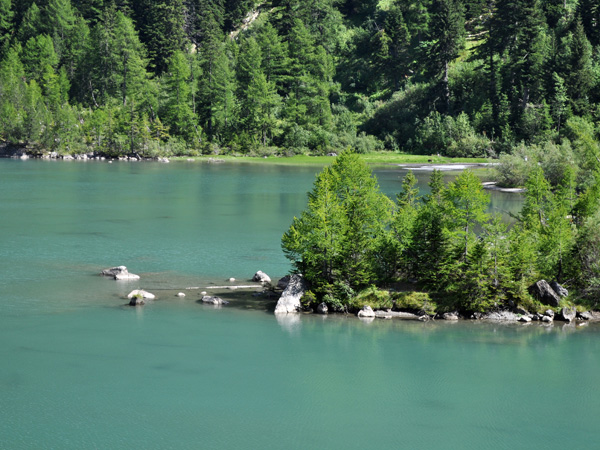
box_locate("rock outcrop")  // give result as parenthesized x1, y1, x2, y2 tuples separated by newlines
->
(528, 280, 561, 307)
(252, 270, 271, 283)
(274, 274, 306, 314)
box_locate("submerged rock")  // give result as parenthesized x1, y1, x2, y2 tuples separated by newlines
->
(357, 305, 375, 318)
(274, 274, 306, 314)
(528, 280, 561, 307)
(177, 292, 186, 298)
(252, 270, 271, 283)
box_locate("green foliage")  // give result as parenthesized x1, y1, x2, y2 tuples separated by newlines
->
(393, 291, 437, 315)
(282, 151, 393, 299)
(348, 286, 393, 311)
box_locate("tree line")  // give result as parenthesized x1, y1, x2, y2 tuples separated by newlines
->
(1, 0, 600, 158)
(282, 151, 600, 314)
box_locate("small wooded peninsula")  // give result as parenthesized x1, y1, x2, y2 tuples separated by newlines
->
(1, 0, 600, 163)
(280, 151, 600, 321)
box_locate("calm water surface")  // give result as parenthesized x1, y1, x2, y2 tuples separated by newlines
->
(1, 159, 596, 449)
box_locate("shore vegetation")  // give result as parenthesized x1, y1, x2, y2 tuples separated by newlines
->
(1, 1, 600, 161)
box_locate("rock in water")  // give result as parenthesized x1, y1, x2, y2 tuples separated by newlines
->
(550, 281, 568, 298)
(252, 271, 271, 283)
(201, 296, 226, 305)
(528, 280, 561, 307)
(114, 272, 140, 281)
(127, 290, 155, 300)
(560, 307, 576, 323)
(357, 306, 375, 318)
(101, 266, 128, 277)
(101, 265, 140, 281)
(317, 302, 328, 314)
(177, 292, 186, 298)
(274, 274, 306, 314)
(129, 296, 145, 306)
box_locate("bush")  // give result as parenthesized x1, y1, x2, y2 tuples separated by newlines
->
(348, 286, 393, 311)
(392, 291, 437, 315)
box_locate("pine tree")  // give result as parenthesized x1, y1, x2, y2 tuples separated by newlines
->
(162, 50, 195, 140)
(134, 0, 186, 75)
(426, 0, 465, 112)
(0, 0, 13, 60)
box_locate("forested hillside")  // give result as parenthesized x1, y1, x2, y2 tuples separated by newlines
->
(0, 0, 599, 158)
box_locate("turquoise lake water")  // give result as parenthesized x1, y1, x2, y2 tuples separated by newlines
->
(1, 159, 598, 449)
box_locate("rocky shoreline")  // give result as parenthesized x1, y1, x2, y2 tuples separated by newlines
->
(100, 265, 599, 325)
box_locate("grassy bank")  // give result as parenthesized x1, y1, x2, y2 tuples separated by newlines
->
(171, 152, 491, 166)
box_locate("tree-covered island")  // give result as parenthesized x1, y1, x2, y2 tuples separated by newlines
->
(1, 0, 600, 165)
(282, 151, 600, 318)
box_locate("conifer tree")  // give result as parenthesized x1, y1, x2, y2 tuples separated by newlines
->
(427, 0, 465, 112)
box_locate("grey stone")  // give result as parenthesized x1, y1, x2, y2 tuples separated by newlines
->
(550, 281, 568, 297)
(101, 265, 128, 277)
(559, 307, 577, 323)
(518, 316, 532, 323)
(252, 270, 271, 283)
(542, 315, 553, 323)
(481, 311, 519, 321)
(317, 302, 328, 314)
(544, 309, 555, 318)
(201, 296, 226, 305)
(357, 305, 375, 318)
(101, 266, 141, 281)
(177, 292, 186, 298)
(577, 311, 592, 320)
(528, 280, 561, 307)
(274, 274, 306, 314)
(442, 312, 459, 321)
(277, 275, 290, 290)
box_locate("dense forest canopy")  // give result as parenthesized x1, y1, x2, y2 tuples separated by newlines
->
(1, 0, 600, 158)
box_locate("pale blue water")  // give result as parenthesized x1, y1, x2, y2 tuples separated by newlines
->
(1, 159, 596, 449)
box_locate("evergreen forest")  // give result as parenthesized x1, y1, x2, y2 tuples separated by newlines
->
(1, 0, 600, 161)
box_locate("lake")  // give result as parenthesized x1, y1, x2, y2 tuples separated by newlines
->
(1, 158, 597, 449)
